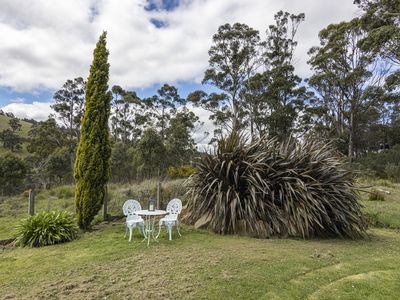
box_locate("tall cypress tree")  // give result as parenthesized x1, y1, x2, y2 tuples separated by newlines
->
(74, 32, 112, 229)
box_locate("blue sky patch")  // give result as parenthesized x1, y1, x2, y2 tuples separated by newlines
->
(0, 87, 53, 106)
(144, 0, 181, 12)
(150, 18, 168, 28)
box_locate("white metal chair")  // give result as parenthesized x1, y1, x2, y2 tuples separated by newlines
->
(156, 198, 182, 241)
(122, 199, 144, 242)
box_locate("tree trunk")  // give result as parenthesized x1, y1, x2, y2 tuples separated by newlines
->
(348, 110, 354, 163)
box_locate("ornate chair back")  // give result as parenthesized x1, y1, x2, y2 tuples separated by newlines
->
(166, 198, 182, 219)
(123, 200, 142, 220)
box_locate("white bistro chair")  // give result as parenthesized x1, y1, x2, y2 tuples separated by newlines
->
(122, 199, 145, 242)
(156, 198, 182, 241)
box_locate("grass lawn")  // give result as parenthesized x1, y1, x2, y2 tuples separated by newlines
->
(0, 179, 399, 299)
(1, 224, 400, 299)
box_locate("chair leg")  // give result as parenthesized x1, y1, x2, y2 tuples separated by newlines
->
(125, 225, 128, 238)
(177, 222, 182, 237)
(129, 227, 133, 242)
(168, 225, 172, 241)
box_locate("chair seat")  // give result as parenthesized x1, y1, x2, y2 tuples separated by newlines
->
(160, 216, 178, 225)
(126, 217, 144, 226)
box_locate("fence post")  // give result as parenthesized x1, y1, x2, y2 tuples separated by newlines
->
(157, 181, 161, 209)
(28, 189, 35, 216)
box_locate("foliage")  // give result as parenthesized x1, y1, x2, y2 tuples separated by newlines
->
(355, 0, 400, 64)
(167, 165, 196, 178)
(356, 144, 400, 179)
(134, 128, 166, 179)
(14, 210, 78, 247)
(51, 77, 86, 141)
(385, 163, 400, 182)
(246, 11, 310, 139)
(144, 84, 185, 141)
(165, 109, 198, 165)
(110, 85, 145, 144)
(308, 17, 395, 160)
(185, 132, 367, 238)
(27, 118, 66, 157)
(110, 141, 135, 183)
(0, 154, 26, 195)
(368, 189, 386, 201)
(9, 118, 22, 132)
(74, 32, 112, 229)
(0, 128, 22, 152)
(189, 23, 260, 132)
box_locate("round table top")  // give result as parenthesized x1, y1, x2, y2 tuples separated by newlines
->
(135, 209, 167, 216)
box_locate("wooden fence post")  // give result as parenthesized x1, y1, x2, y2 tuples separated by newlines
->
(28, 189, 35, 216)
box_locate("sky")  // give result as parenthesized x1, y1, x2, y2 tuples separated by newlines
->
(0, 0, 361, 138)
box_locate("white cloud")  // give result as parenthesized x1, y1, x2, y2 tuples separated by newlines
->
(1, 101, 53, 120)
(0, 0, 360, 92)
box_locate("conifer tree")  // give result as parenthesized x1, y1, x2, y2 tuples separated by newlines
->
(74, 32, 112, 229)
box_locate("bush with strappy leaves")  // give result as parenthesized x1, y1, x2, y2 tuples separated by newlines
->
(184, 132, 367, 239)
(14, 211, 78, 247)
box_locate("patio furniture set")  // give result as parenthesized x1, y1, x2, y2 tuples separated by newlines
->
(122, 198, 183, 246)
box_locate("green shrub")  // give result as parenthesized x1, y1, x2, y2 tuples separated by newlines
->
(167, 165, 196, 178)
(185, 132, 367, 239)
(368, 189, 386, 201)
(385, 163, 400, 183)
(356, 144, 400, 179)
(14, 211, 78, 247)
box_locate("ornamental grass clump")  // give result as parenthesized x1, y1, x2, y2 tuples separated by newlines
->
(184, 132, 367, 239)
(14, 211, 78, 247)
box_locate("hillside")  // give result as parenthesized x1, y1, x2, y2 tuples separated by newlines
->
(0, 114, 33, 156)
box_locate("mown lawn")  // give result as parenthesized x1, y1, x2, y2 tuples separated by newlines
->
(1, 224, 400, 299)
(0, 179, 399, 299)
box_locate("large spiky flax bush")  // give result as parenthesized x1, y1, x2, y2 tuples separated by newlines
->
(184, 133, 367, 239)
(74, 32, 112, 229)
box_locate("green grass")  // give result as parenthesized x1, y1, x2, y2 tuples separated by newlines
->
(1, 224, 400, 299)
(0, 115, 32, 156)
(0, 115, 32, 138)
(359, 179, 400, 229)
(0, 179, 400, 299)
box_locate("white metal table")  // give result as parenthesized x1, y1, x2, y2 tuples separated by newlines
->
(135, 210, 167, 246)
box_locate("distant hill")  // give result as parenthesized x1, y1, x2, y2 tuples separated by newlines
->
(0, 114, 33, 156)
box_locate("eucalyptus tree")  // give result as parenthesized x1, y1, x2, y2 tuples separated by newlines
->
(51, 77, 86, 169)
(111, 85, 146, 144)
(52, 77, 86, 140)
(355, 0, 400, 65)
(165, 107, 199, 165)
(308, 18, 389, 160)
(189, 23, 260, 134)
(245, 11, 308, 140)
(144, 84, 184, 142)
(9, 118, 22, 132)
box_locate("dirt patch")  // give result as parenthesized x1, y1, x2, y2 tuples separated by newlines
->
(0, 238, 15, 250)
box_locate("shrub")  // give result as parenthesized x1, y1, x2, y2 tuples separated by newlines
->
(368, 189, 385, 201)
(184, 132, 367, 239)
(168, 165, 196, 178)
(14, 211, 78, 247)
(385, 163, 400, 183)
(356, 144, 400, 179)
